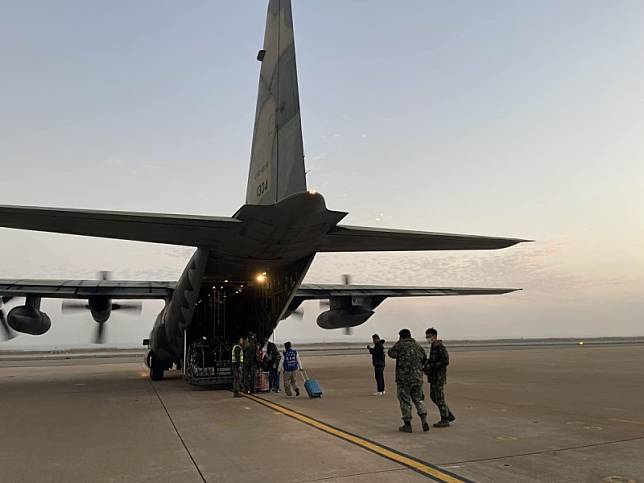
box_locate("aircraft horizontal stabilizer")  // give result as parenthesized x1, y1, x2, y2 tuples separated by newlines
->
(317, 225, 530, 252)
(0, 205, 240, 247)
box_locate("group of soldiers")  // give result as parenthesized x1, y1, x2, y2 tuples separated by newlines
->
(380, 327, 455, 433)
(230, 327, 453, 434)
(231, 333, 282, 397)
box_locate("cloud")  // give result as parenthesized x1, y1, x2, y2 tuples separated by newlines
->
(307, 240, 639, 299)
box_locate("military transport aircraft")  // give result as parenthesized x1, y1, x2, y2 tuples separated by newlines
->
(0, 0, 528, 385)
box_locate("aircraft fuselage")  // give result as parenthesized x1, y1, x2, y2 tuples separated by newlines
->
(148, 191, 344, 378)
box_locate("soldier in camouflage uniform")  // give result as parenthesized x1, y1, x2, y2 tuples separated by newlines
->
(242, 333, 258, 393)
(425, 327, 455, 427)
(387, 329, 430, 433)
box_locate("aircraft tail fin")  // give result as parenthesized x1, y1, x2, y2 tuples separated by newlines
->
(246, 0, 307, 205)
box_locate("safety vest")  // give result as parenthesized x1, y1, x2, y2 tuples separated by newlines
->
(283, 349, 298, 372)
(232, 345, 244, 364)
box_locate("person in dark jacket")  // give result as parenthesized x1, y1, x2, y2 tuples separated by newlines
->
(231, 337, 245, 397)
(265, 341, 282, 392)
(425, 327, 455, 427)
(367, 334, 386, 395)
(242, 332, 259, 393)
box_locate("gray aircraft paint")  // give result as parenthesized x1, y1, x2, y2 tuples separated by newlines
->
(154, 247, 209, 359)
(246, 0, 306, 205)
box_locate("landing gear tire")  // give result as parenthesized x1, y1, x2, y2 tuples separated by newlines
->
(149, 353, 164, 381)
(150, 364, 164, 381)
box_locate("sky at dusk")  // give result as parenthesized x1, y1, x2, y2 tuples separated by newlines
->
(1, 1, 643, 348)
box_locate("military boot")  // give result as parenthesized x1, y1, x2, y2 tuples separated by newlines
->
(399, 421, 412, 433)
(420, 415, 430, 432)
(433, 419, 450, 428)
(448, 411, 456, 422)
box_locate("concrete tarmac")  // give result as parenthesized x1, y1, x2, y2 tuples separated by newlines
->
(1, 344, 643, 482)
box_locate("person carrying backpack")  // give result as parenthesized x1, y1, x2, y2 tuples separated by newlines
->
(265, 341, 282, 392)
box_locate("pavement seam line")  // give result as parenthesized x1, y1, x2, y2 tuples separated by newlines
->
(609, 418, 644, 426)
(296, 467, 408, 483)
(150, 380, 207, 483)
(243, 393, 470, 483)
(443, 434, 644, 465)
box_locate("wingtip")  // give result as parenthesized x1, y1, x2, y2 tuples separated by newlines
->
(504, 238, 534, 248)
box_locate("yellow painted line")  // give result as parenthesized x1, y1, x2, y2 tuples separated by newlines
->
(243, 393, 470, 483)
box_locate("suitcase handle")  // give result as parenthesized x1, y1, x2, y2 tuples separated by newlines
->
(299, 369, 309, 383)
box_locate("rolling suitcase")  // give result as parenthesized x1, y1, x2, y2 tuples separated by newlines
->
(301, 370, 322, 398)
(255, 370, 269, 392)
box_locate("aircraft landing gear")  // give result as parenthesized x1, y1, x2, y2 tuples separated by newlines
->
(150, 364, 164, 381)
(148, 351, 165, 381)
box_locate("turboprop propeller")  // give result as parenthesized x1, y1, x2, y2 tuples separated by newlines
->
(319, 275, 355, 335)
(61, 271, 142, 344)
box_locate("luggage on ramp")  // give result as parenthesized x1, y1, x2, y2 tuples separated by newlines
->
(255, 370, 269, 392)
(301, 370, 322, 398)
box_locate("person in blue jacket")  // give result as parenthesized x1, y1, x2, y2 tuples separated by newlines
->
(282, 341, 303, 397)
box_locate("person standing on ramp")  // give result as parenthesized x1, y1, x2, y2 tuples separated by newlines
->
(232, 337, 244, 397)
(425, 327, 455, 427)
(265, 341, 282, 392)
(388, 329, 430, 433)
(367, 334, 386, 395)
(243, 332, 258, 393)
(282, 341, 302, 397)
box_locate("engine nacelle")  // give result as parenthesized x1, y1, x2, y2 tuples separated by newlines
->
(316, 307, 374, 330)
(7, 306, 51, 335)
(88, 296, 111, 323)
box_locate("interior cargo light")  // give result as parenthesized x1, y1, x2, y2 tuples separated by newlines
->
(256, 272, 268, 283)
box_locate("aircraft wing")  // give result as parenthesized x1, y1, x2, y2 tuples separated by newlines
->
(0, 279, 176, 300)
(317, 225, 529, 252)
(0, 205, 241, 247)
(297, 284, 519, 299)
